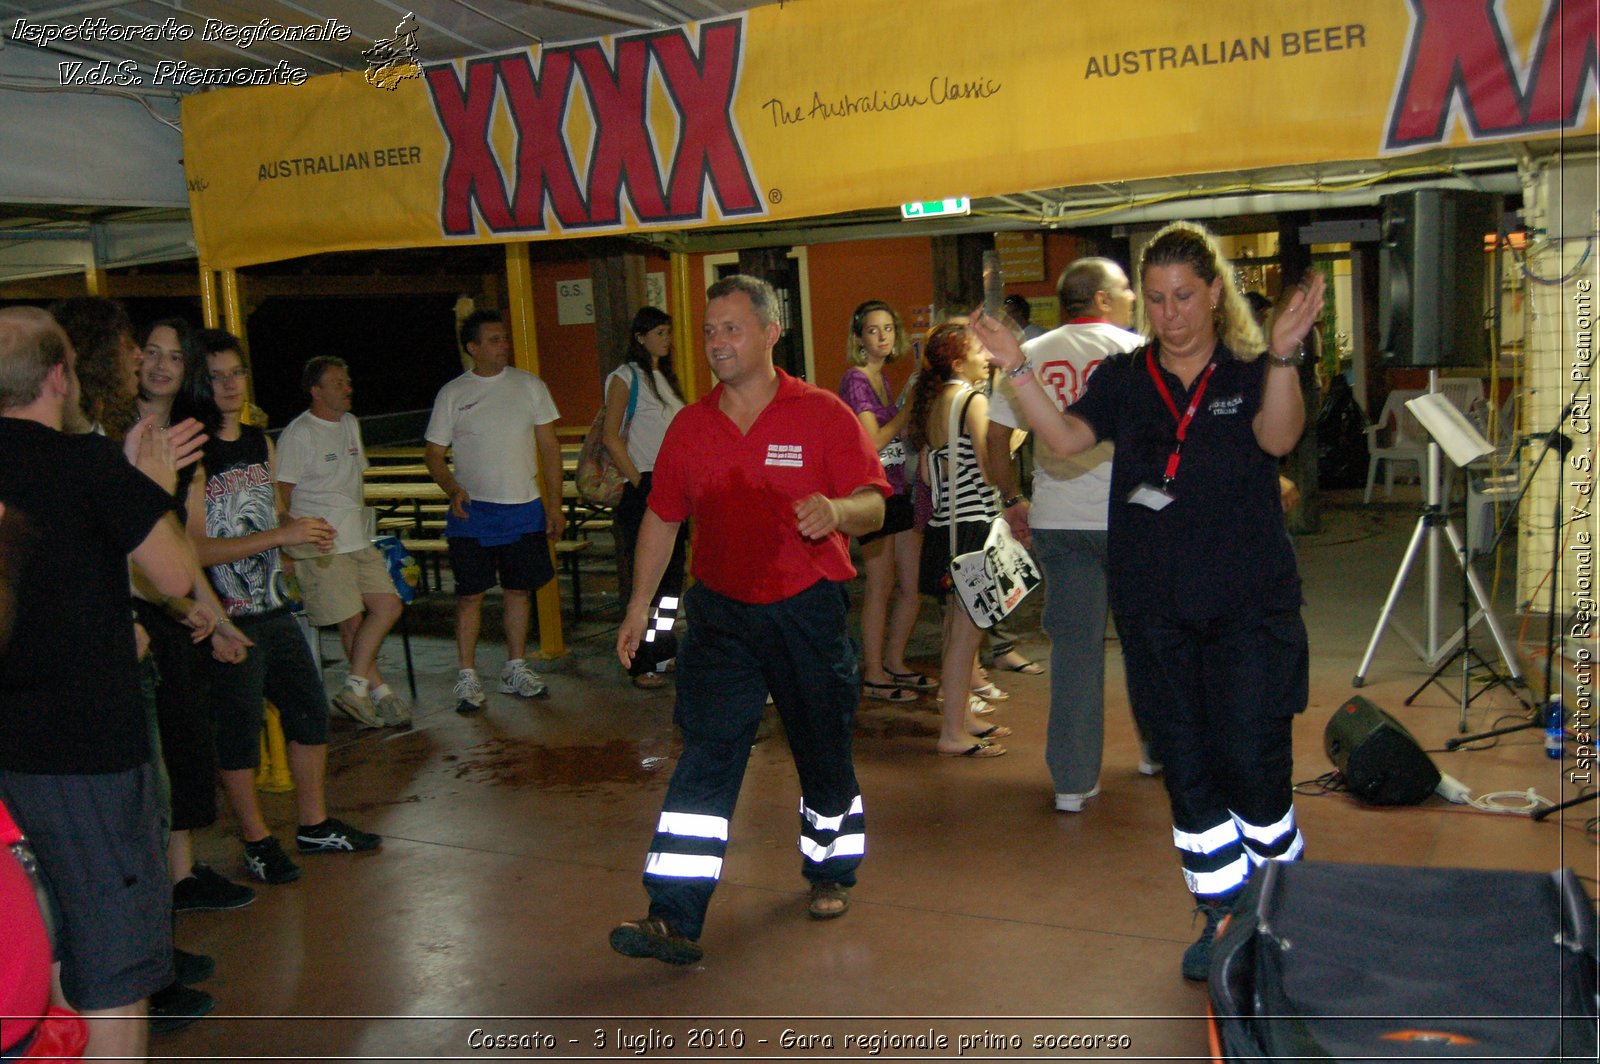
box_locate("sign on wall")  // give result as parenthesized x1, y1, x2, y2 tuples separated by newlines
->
(555, 272, 668, 325)
(182, 0, 1599, 269)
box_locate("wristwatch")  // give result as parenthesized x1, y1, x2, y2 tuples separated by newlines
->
(1267, 343, 1305, 368)
(1002, 494, 1025, 508)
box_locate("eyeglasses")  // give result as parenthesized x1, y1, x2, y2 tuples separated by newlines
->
(209, 369, 249, 383)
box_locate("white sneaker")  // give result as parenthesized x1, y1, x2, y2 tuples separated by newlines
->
(453, 668, 486, 714)
(499, 658, 548, 698)
(1054, 785, 1102, 813)
(374, 692, 412, 727)
(333, 689, 384, 729)
(1138, 744, 1164, 776)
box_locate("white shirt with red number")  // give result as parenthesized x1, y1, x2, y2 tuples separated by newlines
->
(987, 321, 1143, 530)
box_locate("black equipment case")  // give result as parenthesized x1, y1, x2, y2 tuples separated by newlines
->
(1208, 861, 1597, 1062)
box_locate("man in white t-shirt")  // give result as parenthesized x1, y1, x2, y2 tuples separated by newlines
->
(424, 311, 565, 713)
(277, 356, 408, 729)
(986, 258, 1154, 814)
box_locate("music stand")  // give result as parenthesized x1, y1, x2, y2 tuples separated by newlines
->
(1399, 393, 1532, 729)
(1353, 372, 1525, 710)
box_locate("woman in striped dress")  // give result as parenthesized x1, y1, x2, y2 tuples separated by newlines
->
(909, 322, 1010, 758)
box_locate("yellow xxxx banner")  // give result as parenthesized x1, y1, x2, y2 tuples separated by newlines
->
(181, 0, 1599, 268)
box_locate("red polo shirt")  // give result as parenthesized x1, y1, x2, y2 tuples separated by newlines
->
(650, 370, 890, 604)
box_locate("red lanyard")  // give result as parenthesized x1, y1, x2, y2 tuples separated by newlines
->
(1066, 316, 1111, 325)
(1145, 348, 1216, 487)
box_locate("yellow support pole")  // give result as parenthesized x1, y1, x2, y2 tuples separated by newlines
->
(85, 267, 109, 297)
(198, 261, 220, 328)
(504, 243, 566, 659)
(219, 268, 266, 425)
(670, 251, 699, 403)
(219, 268, 246, 350)
(255, 703, 294, 793)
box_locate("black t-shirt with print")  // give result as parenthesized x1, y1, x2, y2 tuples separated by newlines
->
(1069, 343, 1302, 619)
(0, 418, 176, 774)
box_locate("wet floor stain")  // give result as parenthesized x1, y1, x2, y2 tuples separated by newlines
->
(449, 738, 674, 789)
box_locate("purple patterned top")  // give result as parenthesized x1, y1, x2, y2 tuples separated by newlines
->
(838, 367, 907, 494)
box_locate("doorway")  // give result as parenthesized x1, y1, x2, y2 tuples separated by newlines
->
(703, 248, 815, 382)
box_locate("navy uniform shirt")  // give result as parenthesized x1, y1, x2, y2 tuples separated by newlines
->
(1069, 342, 1302, 620)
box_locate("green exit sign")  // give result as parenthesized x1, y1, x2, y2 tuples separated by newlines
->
(900, 197, 970, 220)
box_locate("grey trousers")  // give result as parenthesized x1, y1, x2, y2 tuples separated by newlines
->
(1034, 528, 1110, 794)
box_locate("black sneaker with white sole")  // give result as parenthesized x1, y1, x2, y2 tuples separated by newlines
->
(296, 817, 382, 854)
(242, 836, 302, 884)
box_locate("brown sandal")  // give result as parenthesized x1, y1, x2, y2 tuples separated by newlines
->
(632, 671, 667, 689)
(807, 881, 850, 919)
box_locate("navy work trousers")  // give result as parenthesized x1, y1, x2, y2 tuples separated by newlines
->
(1115, 607, 1308, 902)
(642, 579, 865, 940)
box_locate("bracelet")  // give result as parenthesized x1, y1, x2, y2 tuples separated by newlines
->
(1266, 343, 1304, 368)
(1005, 361, 1033, 381)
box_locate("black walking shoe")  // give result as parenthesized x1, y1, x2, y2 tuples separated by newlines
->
(243, 836, 302, 884)
(1182, 901, 1228, 981)
(296, 817, 382, 854)
(148, 982, 215, 1034)
(173, 862, 257, 912)
(609, 916, 703, 965)
(172, 947, 214, 986)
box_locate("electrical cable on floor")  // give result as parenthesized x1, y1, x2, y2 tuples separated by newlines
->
(1467, 788, 1555, 815)
(1293, 770, 1348, 796)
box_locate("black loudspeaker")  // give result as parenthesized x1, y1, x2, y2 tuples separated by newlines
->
(1323, 696, 1440, 805)
(1378, 189, 1500, 367)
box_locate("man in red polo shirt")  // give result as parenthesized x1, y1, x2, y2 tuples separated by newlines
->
(609, 275, 889, 965)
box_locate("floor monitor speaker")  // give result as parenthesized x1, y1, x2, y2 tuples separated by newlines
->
(1378, 189, 1499, 367)
(1323, 696, 1440, 805)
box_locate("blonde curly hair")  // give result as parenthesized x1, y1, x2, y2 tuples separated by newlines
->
(1135, 221, 1267, 360)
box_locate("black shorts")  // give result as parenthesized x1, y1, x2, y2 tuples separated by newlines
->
(448, 531, 555, 596)
(0, 765, 173, 1010)
(209, 610, 329, 770)
(918, 520, 993, 597)
(858, 493, 914, 546)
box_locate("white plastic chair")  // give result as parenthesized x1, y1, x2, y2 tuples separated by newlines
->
(1363, 389, 1428, 502)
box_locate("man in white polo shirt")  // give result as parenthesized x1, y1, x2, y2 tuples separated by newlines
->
(425, 310, 565, 713)
(276, 356, 409, 728)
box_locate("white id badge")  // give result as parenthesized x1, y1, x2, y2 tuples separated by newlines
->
(1127, 482, 1175, 510)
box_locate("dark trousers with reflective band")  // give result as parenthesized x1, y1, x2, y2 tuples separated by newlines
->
(1115, 607, 1308, 903)
(643, 580, 864, 940)
(616, 474, 687, 676)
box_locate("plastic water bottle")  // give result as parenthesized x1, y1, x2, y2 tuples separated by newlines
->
(1545, 699, 1565, 760)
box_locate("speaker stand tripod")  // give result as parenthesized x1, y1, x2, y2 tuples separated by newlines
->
(1352, 376, 1524, 725)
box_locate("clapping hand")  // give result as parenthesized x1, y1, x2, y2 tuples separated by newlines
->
(1270, 273, 1327, 358)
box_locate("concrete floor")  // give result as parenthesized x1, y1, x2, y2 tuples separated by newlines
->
(155, 490, 1596, 1062)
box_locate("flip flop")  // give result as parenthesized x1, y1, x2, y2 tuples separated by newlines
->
(632, 671, 667, 690)
(862, 680, 918, 704)
(971, 681, 1009, 702)
(994, 656, 1045, 675)
(969, 724, 1011, 740)
(886, 669, 937, 691)
(938, 740, 1007, 758)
